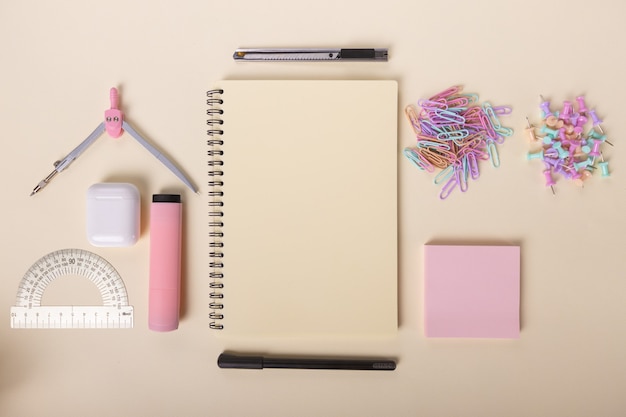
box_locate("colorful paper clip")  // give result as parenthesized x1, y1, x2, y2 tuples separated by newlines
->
(403, 85, 514, 199)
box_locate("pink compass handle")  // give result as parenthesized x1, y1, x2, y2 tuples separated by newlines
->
(104, 87, 123, 138)
(110, 87, 119, 109)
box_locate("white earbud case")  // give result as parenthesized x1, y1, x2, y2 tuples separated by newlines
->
(86, 183, 140, 247)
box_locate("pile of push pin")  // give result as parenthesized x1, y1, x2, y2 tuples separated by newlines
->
(403, 86, 514, 199)
(526, 95, 611, 193)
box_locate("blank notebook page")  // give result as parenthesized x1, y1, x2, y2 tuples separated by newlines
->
(211, 80, 398, 337)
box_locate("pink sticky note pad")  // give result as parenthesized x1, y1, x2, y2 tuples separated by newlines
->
(424, 245, 520, 338)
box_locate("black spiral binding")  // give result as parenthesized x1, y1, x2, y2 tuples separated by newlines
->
(207, 89, 225, 330)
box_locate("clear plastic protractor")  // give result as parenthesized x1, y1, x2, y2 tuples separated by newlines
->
(11, 248, 133, 329)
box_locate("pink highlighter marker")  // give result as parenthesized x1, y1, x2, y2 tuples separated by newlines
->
(149, 194, 182, 331)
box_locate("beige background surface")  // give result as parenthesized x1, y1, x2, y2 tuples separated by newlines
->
(1, 1, 625, 416)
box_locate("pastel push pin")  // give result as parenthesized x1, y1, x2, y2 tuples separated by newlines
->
(527, 150, 543, 160)
(598, 134, 614, 147)
(552, 141, 569, 159)
(590, 139, 602, 157)
(559, 101, 573, 121)
(587, 129, 613, 146)
(541, 125, 559, 139)
(545, 115, 559, 128)
(580, 170, 592, 181)
(575, 169, 594, 187)
(598, 153, 610, 177)
(598, 134, 613, 146)
(574, 115, 587, 133)
(589, 109, 604, 133)
(573, 173, 586, 187)
(525, 117, 537, 141)
(543, 155, 558, 167)
(543, 168, 556, 195)
(539, 95, 553, 118)
(576, 95, 588, 114)
(581, 142, 592, 154)
(573, 159, 591, 171)
(587, 129, 602, 139)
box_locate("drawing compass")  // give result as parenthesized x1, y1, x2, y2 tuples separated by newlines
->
(30, 88, 197, 196)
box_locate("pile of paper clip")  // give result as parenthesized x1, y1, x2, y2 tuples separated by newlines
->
(526, 95, 611, 193)
(403, 86, 514, 199)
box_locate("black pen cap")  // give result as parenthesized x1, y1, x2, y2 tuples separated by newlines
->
(218, 353, 264, 369)
(152, 194, 181, 203)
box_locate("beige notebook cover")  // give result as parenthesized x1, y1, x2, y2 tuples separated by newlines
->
(207, 80, 398, 336)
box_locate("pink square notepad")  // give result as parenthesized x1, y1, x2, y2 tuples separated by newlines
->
(424, 245, 520, 338)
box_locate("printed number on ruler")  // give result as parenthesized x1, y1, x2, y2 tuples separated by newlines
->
(10, 248, 134, 329)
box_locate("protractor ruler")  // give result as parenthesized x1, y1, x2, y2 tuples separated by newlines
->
(10, 248, 133, 329)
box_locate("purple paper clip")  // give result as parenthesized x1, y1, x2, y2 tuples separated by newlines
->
(467, 152, 480, 180)
(439, 174, 458, 200)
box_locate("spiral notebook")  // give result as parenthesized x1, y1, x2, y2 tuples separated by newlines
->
(206, 80, 398, 336)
